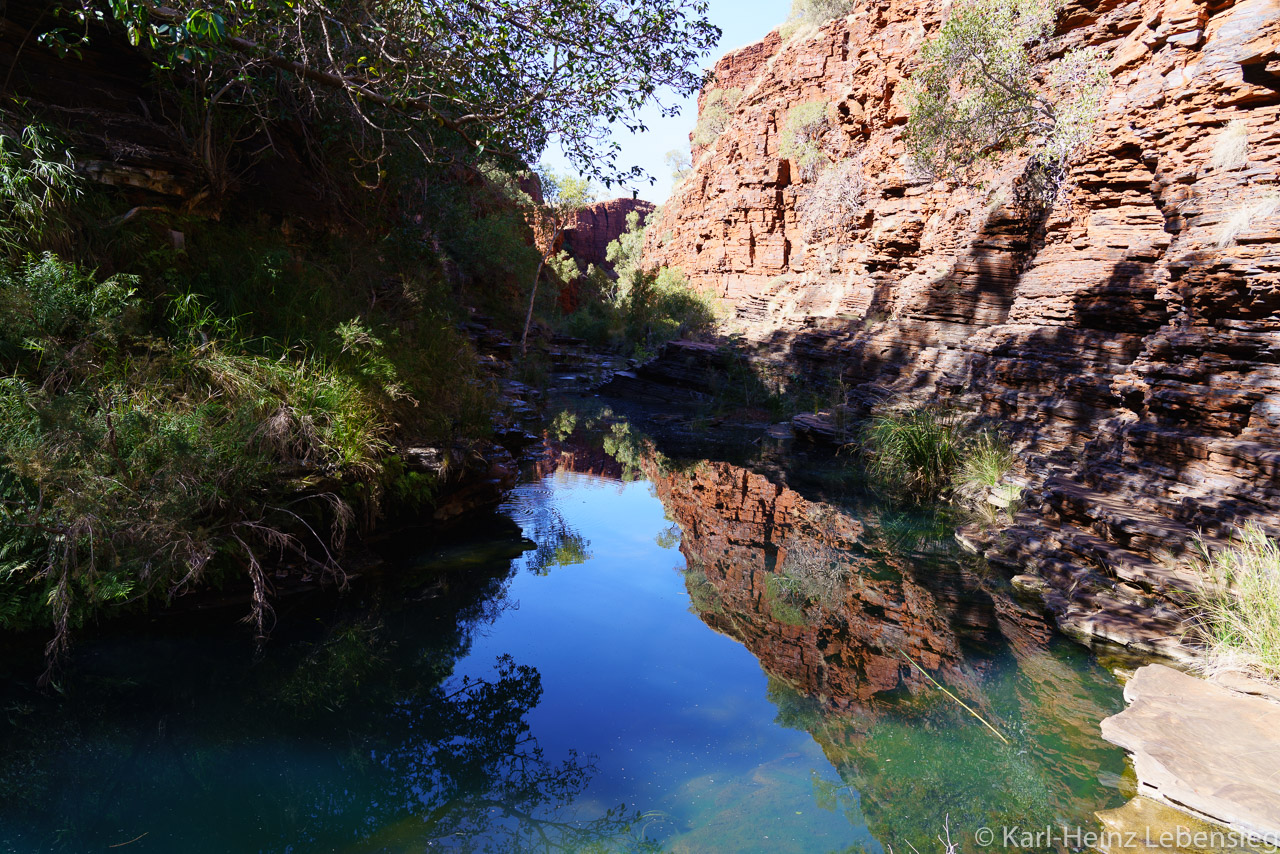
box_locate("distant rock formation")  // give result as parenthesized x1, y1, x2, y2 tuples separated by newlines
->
(561, 197, 655, 273)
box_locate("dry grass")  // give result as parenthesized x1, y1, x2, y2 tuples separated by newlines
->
(1210, 119, 1250, 172)
(1216, 192, 1280, 248)
(1185, 524, 1280, 682)
(780, 0, 855, 39)
(799, 156, 865, 242)
(778, 541, 848, 606)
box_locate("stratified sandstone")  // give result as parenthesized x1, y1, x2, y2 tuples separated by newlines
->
(642, 0, 1280, 659)
(561, 198, 655, 273)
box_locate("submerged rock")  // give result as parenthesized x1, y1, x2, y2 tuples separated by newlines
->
(1095, 796, 1270, 854)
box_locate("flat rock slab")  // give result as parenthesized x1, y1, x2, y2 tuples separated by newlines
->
(1101, 665, 1280, 840)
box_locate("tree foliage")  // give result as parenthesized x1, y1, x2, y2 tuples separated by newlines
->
(666, 148, 692, 184)
(53, 0, 720, 185)
(779, 0, 855, 39)
(605, 210, 716, 357)
(905, 0, 1109, 182)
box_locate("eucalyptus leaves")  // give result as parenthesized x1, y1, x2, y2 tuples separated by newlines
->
(53, 0, 719, 185)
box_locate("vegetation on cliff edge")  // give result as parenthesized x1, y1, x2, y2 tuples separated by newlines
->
(905, 0, 1109, 187)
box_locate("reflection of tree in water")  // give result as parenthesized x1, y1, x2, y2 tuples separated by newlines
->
(522, 524, 592, 575)
(654, 523, 681, 550)
(0, 537, 650, 854)
(542, 404, 669, 483)
(509, 488, 593, 576)
(363, 655, 653, 853)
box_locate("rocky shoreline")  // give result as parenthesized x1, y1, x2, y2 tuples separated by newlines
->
(589, 337, 1280, 845)
(1102, 664, 1280, 843)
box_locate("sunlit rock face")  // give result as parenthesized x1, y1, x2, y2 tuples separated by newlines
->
(643, 0, 1280, 655)
(561, 198, 656, 274)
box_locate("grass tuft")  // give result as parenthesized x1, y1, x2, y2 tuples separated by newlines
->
(1186, 524, 1280, 682)
(1210, 119, 1249, 172)
(953, 430, 1016, 497)
(861, 409, 967, 500)
(1217, 193, 1280, 248)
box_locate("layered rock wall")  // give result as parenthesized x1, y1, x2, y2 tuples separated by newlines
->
(561, 198, 655, 273)
(642, 0, 1280, 655)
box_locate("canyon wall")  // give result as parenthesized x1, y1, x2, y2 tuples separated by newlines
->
(561, 198, 655, 273)
(641, 0, 1280, 655)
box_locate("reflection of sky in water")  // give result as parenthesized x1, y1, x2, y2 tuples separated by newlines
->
(476, 472, 877, 852)
(0, 455, 1128, 854)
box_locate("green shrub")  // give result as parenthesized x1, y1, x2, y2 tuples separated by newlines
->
(779, 101, 829, 180)
(862, 409, 968, 500)
(906, 0, 1109, 182)
(1186, 525, 1280, 682)
(0, 125, 81, 254)
(0, 255, 390, 669)
(861, 411, 1025, 515)
(559, 210, 718, 358)
(0, 225, 497, 678)
(683, 560, 724, 616)
(765, 573, 809, 626)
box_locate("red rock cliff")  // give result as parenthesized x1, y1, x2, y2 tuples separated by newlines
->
(561, 197, 655, 273)
(642, 0, 1280, 656)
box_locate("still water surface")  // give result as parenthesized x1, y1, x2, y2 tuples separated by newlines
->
(0, 420, 1129, 853)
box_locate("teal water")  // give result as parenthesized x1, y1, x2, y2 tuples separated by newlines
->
(0, 418, 1130, 853)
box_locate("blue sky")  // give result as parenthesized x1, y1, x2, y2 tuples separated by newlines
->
(542, 0, 787, 203)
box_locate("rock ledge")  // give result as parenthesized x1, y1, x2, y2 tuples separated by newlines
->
(1101, 664, 1280, 840)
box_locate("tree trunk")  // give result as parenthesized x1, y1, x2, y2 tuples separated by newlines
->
(520, 252, 550, 357)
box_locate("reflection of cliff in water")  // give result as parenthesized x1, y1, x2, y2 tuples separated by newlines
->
(646, 455, 1128, 852)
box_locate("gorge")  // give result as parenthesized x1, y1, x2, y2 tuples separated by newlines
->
(635, 0, 1280, 663)
(1, 0, 1279, 850)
